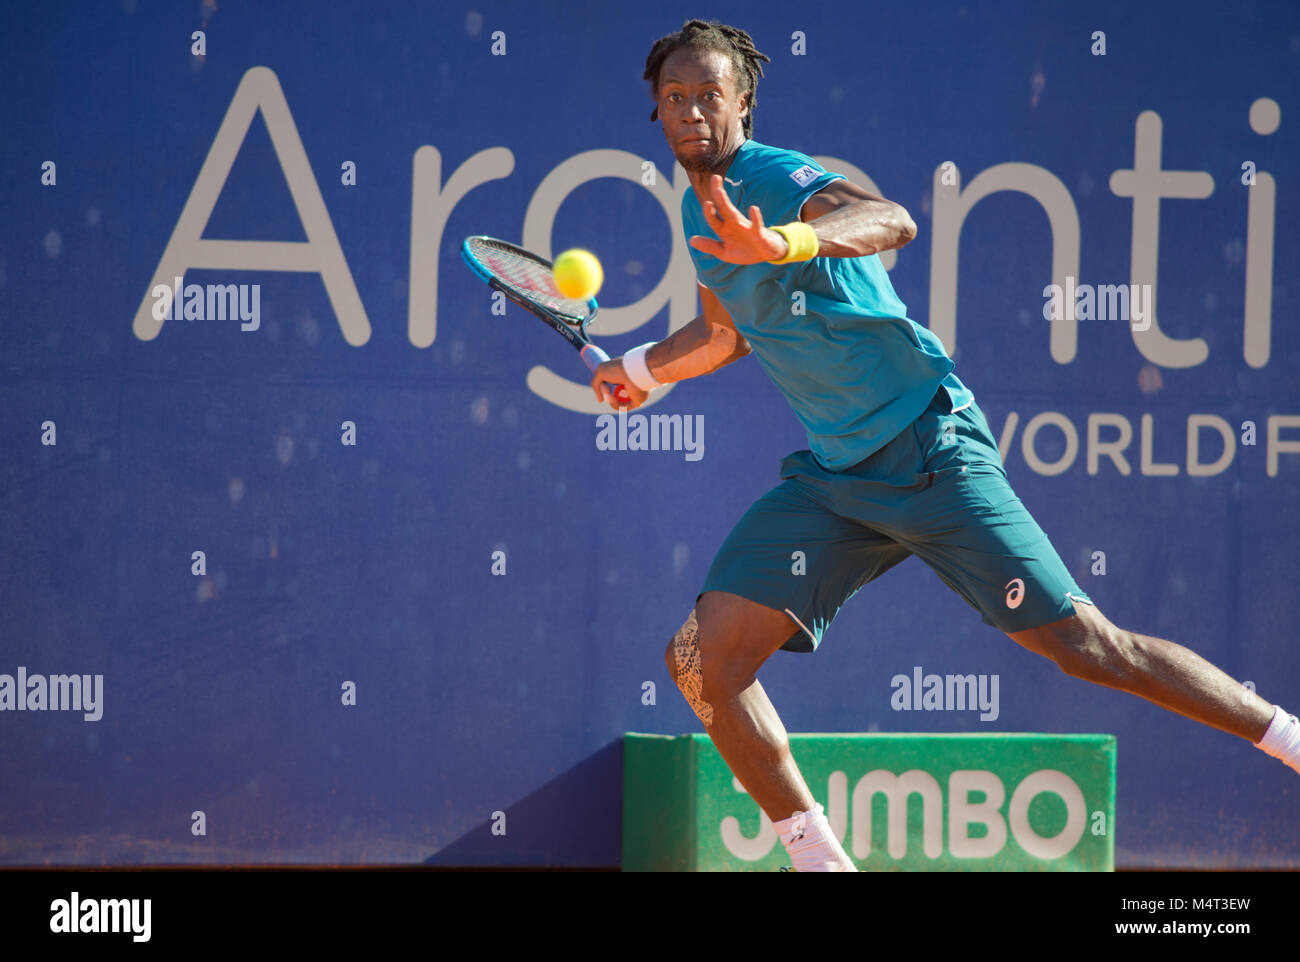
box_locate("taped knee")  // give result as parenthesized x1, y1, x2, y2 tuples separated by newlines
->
(670, 609, 713, 728)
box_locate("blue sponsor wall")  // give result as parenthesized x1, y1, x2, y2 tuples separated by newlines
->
(1, 0, 1296, 866)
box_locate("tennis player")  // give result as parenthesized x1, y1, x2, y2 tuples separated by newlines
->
(591, 19, 1299, 872)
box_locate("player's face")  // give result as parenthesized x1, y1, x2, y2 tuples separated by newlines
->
(656, 48, 749, 173)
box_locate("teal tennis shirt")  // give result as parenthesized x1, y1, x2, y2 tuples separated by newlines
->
(683, 138, 972, 471)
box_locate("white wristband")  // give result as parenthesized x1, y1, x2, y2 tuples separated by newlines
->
(622, 342, 663, 391)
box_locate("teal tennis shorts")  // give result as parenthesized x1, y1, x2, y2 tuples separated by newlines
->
(700, 387, 1093, 652)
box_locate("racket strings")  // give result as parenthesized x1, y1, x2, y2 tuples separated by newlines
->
(468, 239, 590, 323)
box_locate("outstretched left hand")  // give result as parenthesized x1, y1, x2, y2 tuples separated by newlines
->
(689, 174, 789, 264)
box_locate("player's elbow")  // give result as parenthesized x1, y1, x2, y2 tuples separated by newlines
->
(707, 330, 750, 374)
(893, 206, 918, 247)
(725, 332, 752, 367)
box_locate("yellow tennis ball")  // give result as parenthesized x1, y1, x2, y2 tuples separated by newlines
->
(552, 248, 603, 300)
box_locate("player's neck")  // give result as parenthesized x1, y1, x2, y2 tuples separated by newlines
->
(686, 143, 744, 200)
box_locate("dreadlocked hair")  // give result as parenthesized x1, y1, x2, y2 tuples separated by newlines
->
(643, 19, 771, 138)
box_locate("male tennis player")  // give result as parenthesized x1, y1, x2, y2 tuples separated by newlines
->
(591, 19, 1300, 872)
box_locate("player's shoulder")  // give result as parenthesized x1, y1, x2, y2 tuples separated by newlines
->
(735, 139, 830, 185)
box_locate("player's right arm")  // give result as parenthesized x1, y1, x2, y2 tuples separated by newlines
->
(590, 283, 750, 410)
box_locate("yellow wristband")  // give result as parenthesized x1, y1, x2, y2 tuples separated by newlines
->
(768, 222, 819, 264)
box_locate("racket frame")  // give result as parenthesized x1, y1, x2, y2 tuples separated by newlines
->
(460, 236, 627, 402)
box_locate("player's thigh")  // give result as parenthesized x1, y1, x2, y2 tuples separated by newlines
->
(898, 456, 1093, 634)
(698, 476, 912, 655)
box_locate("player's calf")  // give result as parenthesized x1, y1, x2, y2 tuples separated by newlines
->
(1009, 603, 1300, 774)
(662, 602, 857, 871)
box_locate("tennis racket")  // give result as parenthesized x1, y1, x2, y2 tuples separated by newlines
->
(460, 235, 630, 404)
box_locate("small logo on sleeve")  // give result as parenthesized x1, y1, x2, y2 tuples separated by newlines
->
(789, 165, 819, 187)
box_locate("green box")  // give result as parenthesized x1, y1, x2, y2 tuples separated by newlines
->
(623, 732, 1116, 871)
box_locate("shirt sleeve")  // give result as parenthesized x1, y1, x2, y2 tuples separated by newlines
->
(744, 149, 845, 226)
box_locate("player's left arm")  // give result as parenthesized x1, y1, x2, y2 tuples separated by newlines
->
(689, 173, 917, 263)
(796, 179, 917, 257)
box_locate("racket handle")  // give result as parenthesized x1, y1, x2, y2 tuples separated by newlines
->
(580, 344, 630, 405)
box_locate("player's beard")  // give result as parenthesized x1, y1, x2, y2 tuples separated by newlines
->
(677, 154, 723, 174)
(674, 140, 725, 174)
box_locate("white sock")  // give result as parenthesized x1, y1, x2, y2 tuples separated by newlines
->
(1256, 705, 1300, 775)
(773, 803, 857, 872)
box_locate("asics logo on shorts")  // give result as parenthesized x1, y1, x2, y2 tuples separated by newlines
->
(1005, 578, 1025, 609)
